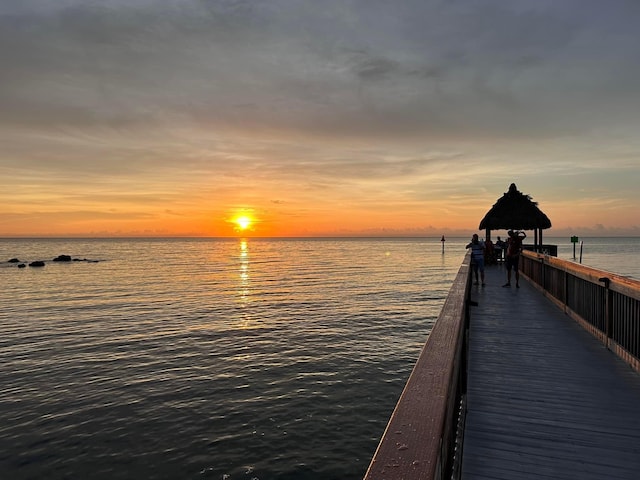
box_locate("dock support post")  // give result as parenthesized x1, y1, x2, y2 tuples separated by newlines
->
(599, 277, 613, 349)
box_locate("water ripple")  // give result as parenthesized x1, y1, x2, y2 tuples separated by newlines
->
(0, 238, 463, 479)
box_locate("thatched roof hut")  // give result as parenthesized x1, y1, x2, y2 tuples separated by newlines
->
(479, 183, 552, 246)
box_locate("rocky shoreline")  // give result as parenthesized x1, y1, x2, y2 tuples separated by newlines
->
(6, 255, 99, 268)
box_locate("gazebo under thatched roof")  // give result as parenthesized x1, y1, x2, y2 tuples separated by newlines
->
(479, 183, 552, 247)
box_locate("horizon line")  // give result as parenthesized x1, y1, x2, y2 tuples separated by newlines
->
(2, 234, 639, 240)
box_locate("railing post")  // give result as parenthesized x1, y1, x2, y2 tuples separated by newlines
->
(563, 269, 569, 311)
(599, 277, 613, 348)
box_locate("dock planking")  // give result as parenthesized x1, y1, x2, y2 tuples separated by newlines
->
(461, 266, 640, 480)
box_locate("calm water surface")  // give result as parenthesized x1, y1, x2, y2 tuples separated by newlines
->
(552, 236, 640, 279)
(1, 238, 465, 480)
(1, 237, 637, 480)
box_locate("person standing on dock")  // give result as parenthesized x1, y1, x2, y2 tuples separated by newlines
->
(484, 238, 496, 264)
(495, 236, 506, 262)
(466, 234, 486, 286)
(503, 229, 526, 288)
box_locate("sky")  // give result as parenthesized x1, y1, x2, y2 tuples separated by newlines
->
(1, 0, 639, 237)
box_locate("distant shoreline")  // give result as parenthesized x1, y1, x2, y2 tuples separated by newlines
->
(1, 235, 639, 240)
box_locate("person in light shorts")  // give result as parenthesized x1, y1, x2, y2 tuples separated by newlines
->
(466, 234, 486, 286)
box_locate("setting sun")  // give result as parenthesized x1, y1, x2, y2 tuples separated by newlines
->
(233, 215, 252, 231)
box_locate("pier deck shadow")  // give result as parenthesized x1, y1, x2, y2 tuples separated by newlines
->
(462, 265, 640, 480)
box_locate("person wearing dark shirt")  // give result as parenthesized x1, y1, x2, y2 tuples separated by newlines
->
(503, 230, 527, 288)
(495, 236, 506, 262)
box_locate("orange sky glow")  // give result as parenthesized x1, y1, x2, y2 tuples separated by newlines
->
(1, 2, 639, 238)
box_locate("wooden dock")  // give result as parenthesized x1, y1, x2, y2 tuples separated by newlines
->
(365, 252, 640, 480)
(462, 265, 640, 479)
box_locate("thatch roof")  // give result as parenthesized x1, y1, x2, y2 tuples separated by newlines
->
(479, 183, 552, 231)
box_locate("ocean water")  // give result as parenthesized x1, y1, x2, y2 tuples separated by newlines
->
(1, 237, 637, 480)
(1, 238, 464, 480)
(550, 236, 640, 279)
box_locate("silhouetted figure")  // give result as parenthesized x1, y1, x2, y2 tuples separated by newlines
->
(484, 238, 495, 265)
(503, 230, 526, 288)
(495, 236, 506, 262)
(466, 234, 486, 286)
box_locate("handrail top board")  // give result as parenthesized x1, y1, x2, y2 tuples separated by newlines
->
(363, 253, 471, 480)
(522, 250, 640, 299)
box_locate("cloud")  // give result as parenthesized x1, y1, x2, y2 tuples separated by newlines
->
(2, 0, 639, 141)
(1, 0, 639, 236)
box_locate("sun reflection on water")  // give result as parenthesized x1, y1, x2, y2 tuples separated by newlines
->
(236, 239, 251, 326)
(239, 239, 249, 291)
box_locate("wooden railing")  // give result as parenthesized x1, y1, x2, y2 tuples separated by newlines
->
(363, 253, 472, 480)
(364, 251, 639, 480)
(520, 250, 640, 372)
